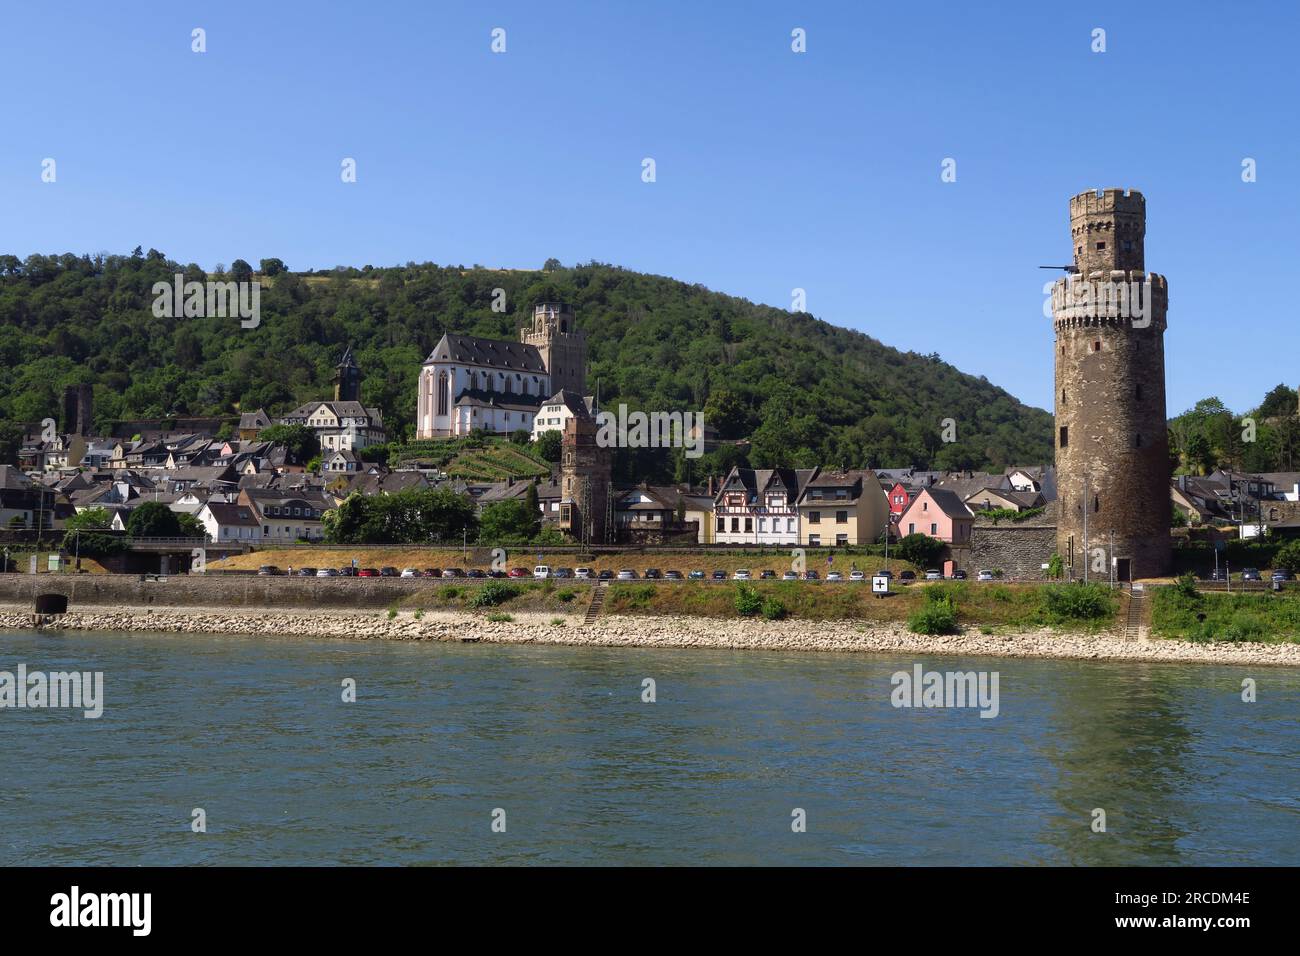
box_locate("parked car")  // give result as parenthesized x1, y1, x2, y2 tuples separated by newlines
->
(924, 569, 943, 580)
(487, 569, 507, 578)
(803, 570, 819, 580)
(598, 569, 615, 580)
(759, 569, 776, 579)
(711, 570, 727, 581)
(977, 569, 996, 582)
(316, 568, 339, 577)
(534, 566, 550, 579)
(466, 569, 487, 578)
(643, 568, 662, 579)
(664, 570, 684, 580)
(733, 569, 752, 580)
(875, 570, 893, 579)
(442, 568, 464, 578)
(1241, 568, 1262, 582)
(1207, 568, 1228, 581)
(297, 567, 317, 576)
(575, 567, 594, 579)
(338, 566, 356, 577)
(827, 571, 844, 582)
(950, 569, 967, 580)
(617, 569, 637, 580)
(688, 570, 706, 580)
(1271, 569, 1293, 582)
(400, 568, 419, 578)
(782, 571, 799, 580)
(899, 570, 916, 581)
(257, 565, 280, 576)
(552, 567, 573, 579)
(423, 568, 442, 578)
(849, 570, 866, 582)
(508, 567, 529, 578)
(358, 568, 379, 577)
(379, 567, 399, 577)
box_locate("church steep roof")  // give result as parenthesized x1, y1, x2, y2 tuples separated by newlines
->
(424, 333, 546, 373)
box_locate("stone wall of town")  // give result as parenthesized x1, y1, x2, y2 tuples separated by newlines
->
(963, 525, 1058, 579)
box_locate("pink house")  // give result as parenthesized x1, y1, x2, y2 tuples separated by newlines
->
(898, 487, 973, 544)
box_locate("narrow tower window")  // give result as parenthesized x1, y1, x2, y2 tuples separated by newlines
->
(1135, 384, 1143, 399)
(1093, 340, 1101, 352)
(1135, 433, 1143, 448)
(1093, 495, 1100, 513)
(1059, 426, 1069, 448)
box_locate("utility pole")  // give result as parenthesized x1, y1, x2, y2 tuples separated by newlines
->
(1082, 470, 1089, 584)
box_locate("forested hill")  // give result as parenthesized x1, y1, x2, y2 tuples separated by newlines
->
(0, 251, 1053, 471)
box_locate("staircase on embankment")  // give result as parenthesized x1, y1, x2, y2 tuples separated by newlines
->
(584, 582, 607, 624)
(1123, 585, 1146, 640)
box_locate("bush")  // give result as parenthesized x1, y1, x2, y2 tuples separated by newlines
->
(469, 582, 521, 608)
(550, 617, 565, 626)
(1174, 572, 1199, 599)
(1275, 540, 1300, 574)
(439, 585, 461, 600)
(894, 533, 945, 568)
(556, 587, 577, 603)
(760, 597, 788, 620)
(909, 597, 958, 635)
(1039, 583, 1116, 622)
(486, 612, 513, 623)
(734, 583, 762, 616)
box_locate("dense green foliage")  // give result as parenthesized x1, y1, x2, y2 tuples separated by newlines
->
(1038, 583, 1116, 623)
(893, 532, 946, 568)
(1169, 390, 1300, 475)
(468, 582, 522, 608)
(1152, 586, 1300, 643)
(478, 499, 540, 544)
(125, 501, 183, 537)
(61, 506, 127, 558)
(0, 252, 1052, 471)
(322, 488, 478, 544)
(734, 582, 762, 616)
(908, 589, 959, 634)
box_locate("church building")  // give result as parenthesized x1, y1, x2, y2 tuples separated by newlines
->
(415, 302, 588, 438)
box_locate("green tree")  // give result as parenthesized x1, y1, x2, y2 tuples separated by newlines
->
(126, 501, 182, 537)
(479, 500, 538, 544)
(257, 424, 320, 464)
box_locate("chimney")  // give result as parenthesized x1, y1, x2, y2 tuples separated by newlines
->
(707, 475, 716, 497)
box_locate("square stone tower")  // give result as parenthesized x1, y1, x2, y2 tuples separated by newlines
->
(1052, 189, 1171, 581)
(522, 302, 587, 395)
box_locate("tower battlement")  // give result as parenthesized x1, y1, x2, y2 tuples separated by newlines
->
(1069, 187, 1147, 274)
(1069, 188, 1145, 218)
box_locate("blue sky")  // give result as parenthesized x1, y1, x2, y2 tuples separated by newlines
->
(2, 0, 1296, 416)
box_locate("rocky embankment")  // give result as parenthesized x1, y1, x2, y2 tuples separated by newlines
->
(2, 604, 1298, 667)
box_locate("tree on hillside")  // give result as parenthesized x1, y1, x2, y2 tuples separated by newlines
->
(536, 429, 562, 463)
(479, 500, 538, 544)
(1257, 383, 1299, 420)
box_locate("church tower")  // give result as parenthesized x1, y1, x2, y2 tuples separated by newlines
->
(1052, 189, 1171, 581)
(334, 345, 361, 403)
(522, 302, 586, 395)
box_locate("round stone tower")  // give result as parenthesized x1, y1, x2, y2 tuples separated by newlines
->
(1052, 188, 1171, 581)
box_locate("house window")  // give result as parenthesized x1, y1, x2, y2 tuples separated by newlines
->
(809, 534, 820, 546)
(930, 523, 937, 535)
(1059, 426, 1069, 448)
(836, 534, 848, 546)
(787, 518, 795, 532)
(744, 518, 753, 533)
(809, 511, 821, 524)
(908, 523, 915, 534)
(836, 511, 848, 524)
(730, 518, 739, 533)
(716, 517, 724, 532)
(758, 518, 766, 532)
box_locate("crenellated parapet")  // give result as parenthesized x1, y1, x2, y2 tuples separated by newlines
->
(1051, 271, 1167, 330)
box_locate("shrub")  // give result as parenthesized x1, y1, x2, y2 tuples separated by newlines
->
(550, 617, 565, 626)
(760, 597, 788, 620)
(556, 587, 577, 603)
(439, 585, 461, 601)
(1275, 540, 1300, 574)
(486, 612, 513, 623)
(894, 533, 945, 568)
(734, 583, 762, 616)
(1174, 573, 1199, 599)
(386, 608, 397, 620)
(414, 609, 424, 620)
(469, 582, 521, 608)
(909, 597, 958, 635)
(1039, 583, 1116, 622)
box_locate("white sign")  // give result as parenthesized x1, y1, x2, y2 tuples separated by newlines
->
(872, 575, 890, 594)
